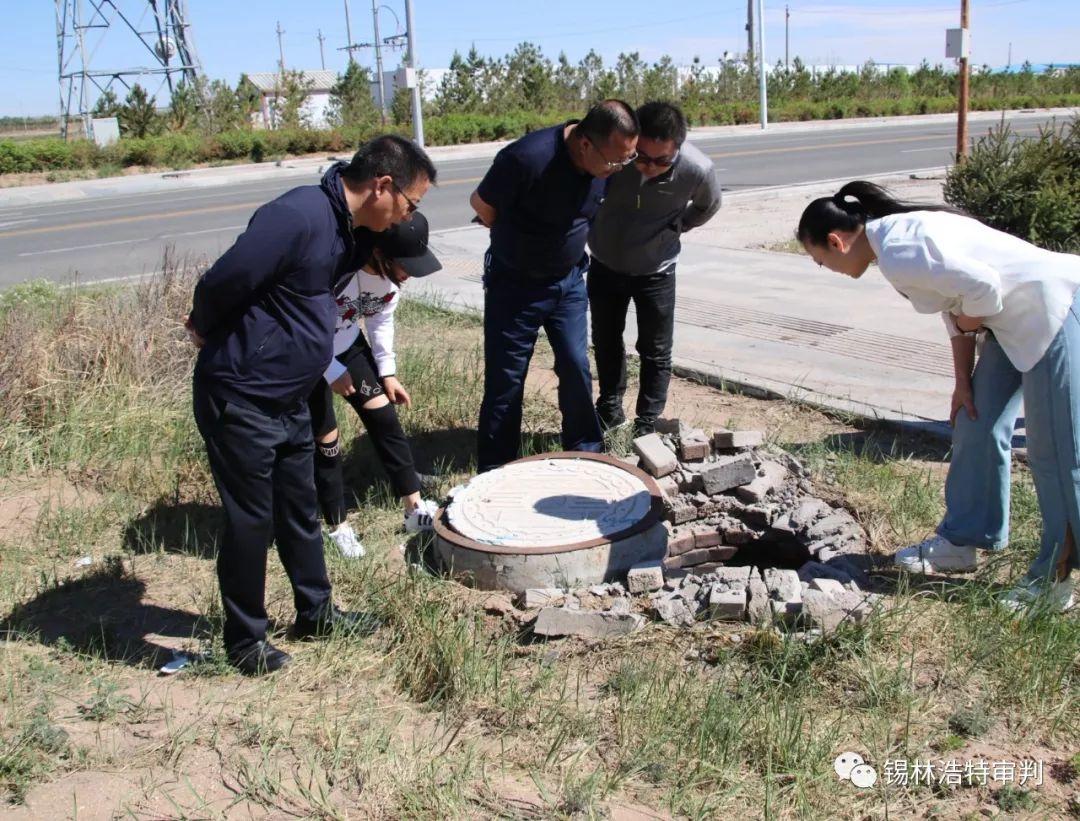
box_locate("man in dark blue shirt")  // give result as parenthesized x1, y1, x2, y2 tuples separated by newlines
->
(470, 100, 639, 471)
(186, 135, 435, 675)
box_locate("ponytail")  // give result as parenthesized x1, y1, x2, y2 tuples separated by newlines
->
(796, 180, 958, 247)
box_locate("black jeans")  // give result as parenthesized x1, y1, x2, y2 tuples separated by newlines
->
(193, 380, 333, 651)
(587, 258, 677, 430)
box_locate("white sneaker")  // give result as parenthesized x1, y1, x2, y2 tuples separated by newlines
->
(893, 535, 978, 573)
(404, 498, 439, 534)
(1000, 577, 1075, 613)
(329, 523, 365, 558)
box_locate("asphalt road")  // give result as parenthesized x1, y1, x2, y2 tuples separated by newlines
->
(0, 112, 1057, 287)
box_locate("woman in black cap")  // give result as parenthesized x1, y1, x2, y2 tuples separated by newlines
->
(307, 211, 443, 556)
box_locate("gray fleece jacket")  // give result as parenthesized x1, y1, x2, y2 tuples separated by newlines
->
(588, 140, 721, 276)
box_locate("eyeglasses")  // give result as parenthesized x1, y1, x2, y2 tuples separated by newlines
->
(391, 180, 419, 214)
(590, 141, 638, 170)
(635, 149, 679, 168)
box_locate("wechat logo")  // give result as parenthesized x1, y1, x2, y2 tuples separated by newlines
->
(835, 752, 878, 788)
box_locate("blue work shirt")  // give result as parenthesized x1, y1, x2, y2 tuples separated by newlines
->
(476, 121, 606, 281)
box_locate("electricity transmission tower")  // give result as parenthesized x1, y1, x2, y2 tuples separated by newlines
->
(56, 0, 202, 138)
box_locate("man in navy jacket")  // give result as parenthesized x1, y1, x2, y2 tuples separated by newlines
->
(187, 135, 435, 675)
(469, 100, 639, 471)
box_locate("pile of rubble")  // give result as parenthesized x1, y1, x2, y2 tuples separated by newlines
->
(515, 420, 885, 638)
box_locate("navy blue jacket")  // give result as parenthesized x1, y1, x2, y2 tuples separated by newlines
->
(190, 163, 369, 413)
(476, 121, 606, 281)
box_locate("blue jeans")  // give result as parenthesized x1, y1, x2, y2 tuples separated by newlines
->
(477, 261, 603, 472)
(938, 333, 1023, 549)
(1021, 288, 1080, 582)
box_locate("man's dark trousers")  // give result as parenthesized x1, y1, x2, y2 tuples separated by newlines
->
(587, 257, 677, 431)
(478, 259, 603, 472)
(193, 381, 332, 651)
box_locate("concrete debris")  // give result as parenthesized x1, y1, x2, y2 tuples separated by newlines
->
(763, 568, 802, 602)
(807, 577, 847, 597)
(633, 433, 679, 478)
(679, 428, 712, 461)
(663, 546, 737, 570)
(713, 429, 765, 450)
(522, 588, 565, 608)
(626, 560, 665, 593)
(736, 461, 789, 504)
(701, 453, 758, 495)
(653, 593, 697, 627)
(657, 475, 679, 498)
(747, 576, 771, 624)
(708, 586, 747, 620)
(534, 607, 646, 638)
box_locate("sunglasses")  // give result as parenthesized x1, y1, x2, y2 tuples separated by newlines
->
(391, 180, 419, 214)
(635, 149, 679, 168)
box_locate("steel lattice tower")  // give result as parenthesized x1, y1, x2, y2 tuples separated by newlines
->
(56, 0, 202, 138)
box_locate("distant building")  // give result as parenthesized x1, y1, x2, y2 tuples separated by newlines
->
(245, 70, 337, 129)
(245, 67, 450, 127)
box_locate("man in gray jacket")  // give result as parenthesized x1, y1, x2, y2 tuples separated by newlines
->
(587, 101, 721, 436)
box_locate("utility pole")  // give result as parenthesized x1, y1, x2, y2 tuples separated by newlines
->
(1007, 41, 1012, 69)
(343, 0, 356, 64)
(757, 0, 768, 129)
(746, 0, 755, 63)
(275, 20, 286, 75)
(785, 5, 790, 70)
(404, 0, 424, 146)
(317, 29, 326, 70)
(957, 0, 970, 159)
(371, 0, 386, 125)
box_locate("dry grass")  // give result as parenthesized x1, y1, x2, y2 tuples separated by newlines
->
(0, 258, 1076, 818)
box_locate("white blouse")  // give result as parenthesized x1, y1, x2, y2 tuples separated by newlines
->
(865, 211, 1080, 372)
(324, 269, 400, 384)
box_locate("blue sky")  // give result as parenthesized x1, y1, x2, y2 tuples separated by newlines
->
(2, 0, 1077, 117)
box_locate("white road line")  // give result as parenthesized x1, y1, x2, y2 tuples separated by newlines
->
(18, 237, 149, 257)
(160, 224, 245, 238)
(901, 146, 950, 153)
(0, 218, 35, 229)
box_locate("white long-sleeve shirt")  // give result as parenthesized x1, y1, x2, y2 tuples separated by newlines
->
(865, 211, 1080, 372)
(323, 270, 400, 384)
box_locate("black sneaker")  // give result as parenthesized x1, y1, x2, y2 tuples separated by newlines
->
(293, 604, 381, 640)
(227, 640, 292, 676)
(632, 420, 656, 438)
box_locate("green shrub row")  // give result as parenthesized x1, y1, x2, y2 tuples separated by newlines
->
(3, 94, 1079, 175)
(945, 116, 1080, 253)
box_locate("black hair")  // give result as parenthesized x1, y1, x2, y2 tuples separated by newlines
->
(577, 99, 639, 144)
(341, 134, 437, 187)
(637, 101, 687, 146)
(797, 180, 957, 246)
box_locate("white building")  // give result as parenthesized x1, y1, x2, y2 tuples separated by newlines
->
(246, 70, 337, 129)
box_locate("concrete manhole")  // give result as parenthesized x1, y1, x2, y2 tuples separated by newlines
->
(434, 452, 668, 592)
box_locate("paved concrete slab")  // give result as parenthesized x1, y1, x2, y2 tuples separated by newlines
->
(419, 224, 956, 430)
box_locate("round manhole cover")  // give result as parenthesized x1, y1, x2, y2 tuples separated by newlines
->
(434, 452, 668, 592)
(448, 456, 653, 548)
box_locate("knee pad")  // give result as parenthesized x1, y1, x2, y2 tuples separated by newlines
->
(316, 436, 341, 463)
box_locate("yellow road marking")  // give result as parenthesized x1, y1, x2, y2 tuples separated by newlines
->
(0, 176, 487, 239)
(0, 201, 265, 238)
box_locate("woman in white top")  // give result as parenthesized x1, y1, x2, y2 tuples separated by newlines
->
(307, 212, 443, 557)
(797, 181, 1080, 612)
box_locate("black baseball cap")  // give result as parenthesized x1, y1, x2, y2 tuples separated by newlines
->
(375, 211, 442, 278)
